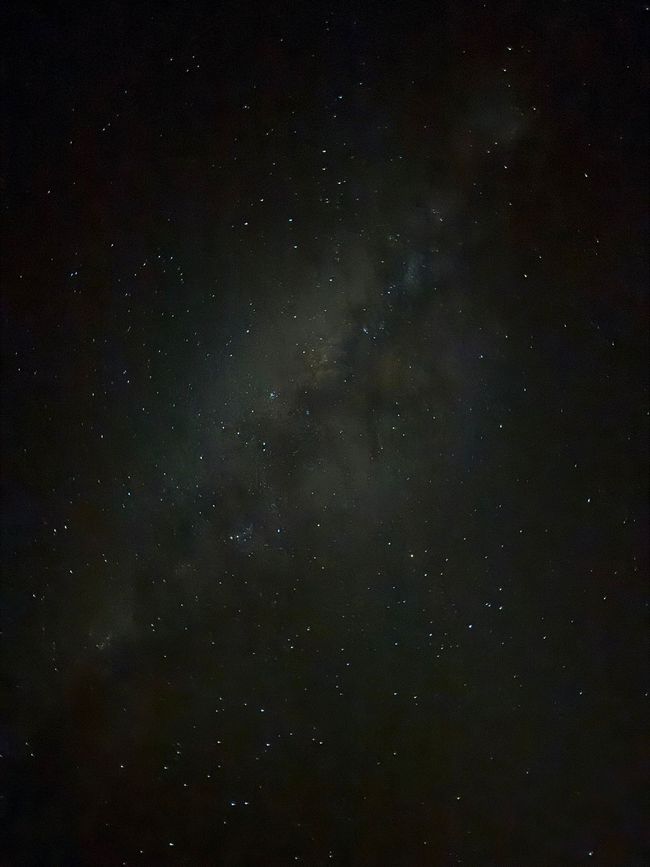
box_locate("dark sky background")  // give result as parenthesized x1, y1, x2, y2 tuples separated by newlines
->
(1, 1, 648, 865)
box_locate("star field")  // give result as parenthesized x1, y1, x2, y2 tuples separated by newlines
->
(2, 2, 648, 865)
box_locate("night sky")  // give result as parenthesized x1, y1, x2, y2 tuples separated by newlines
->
(2, 2, 649, 865)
